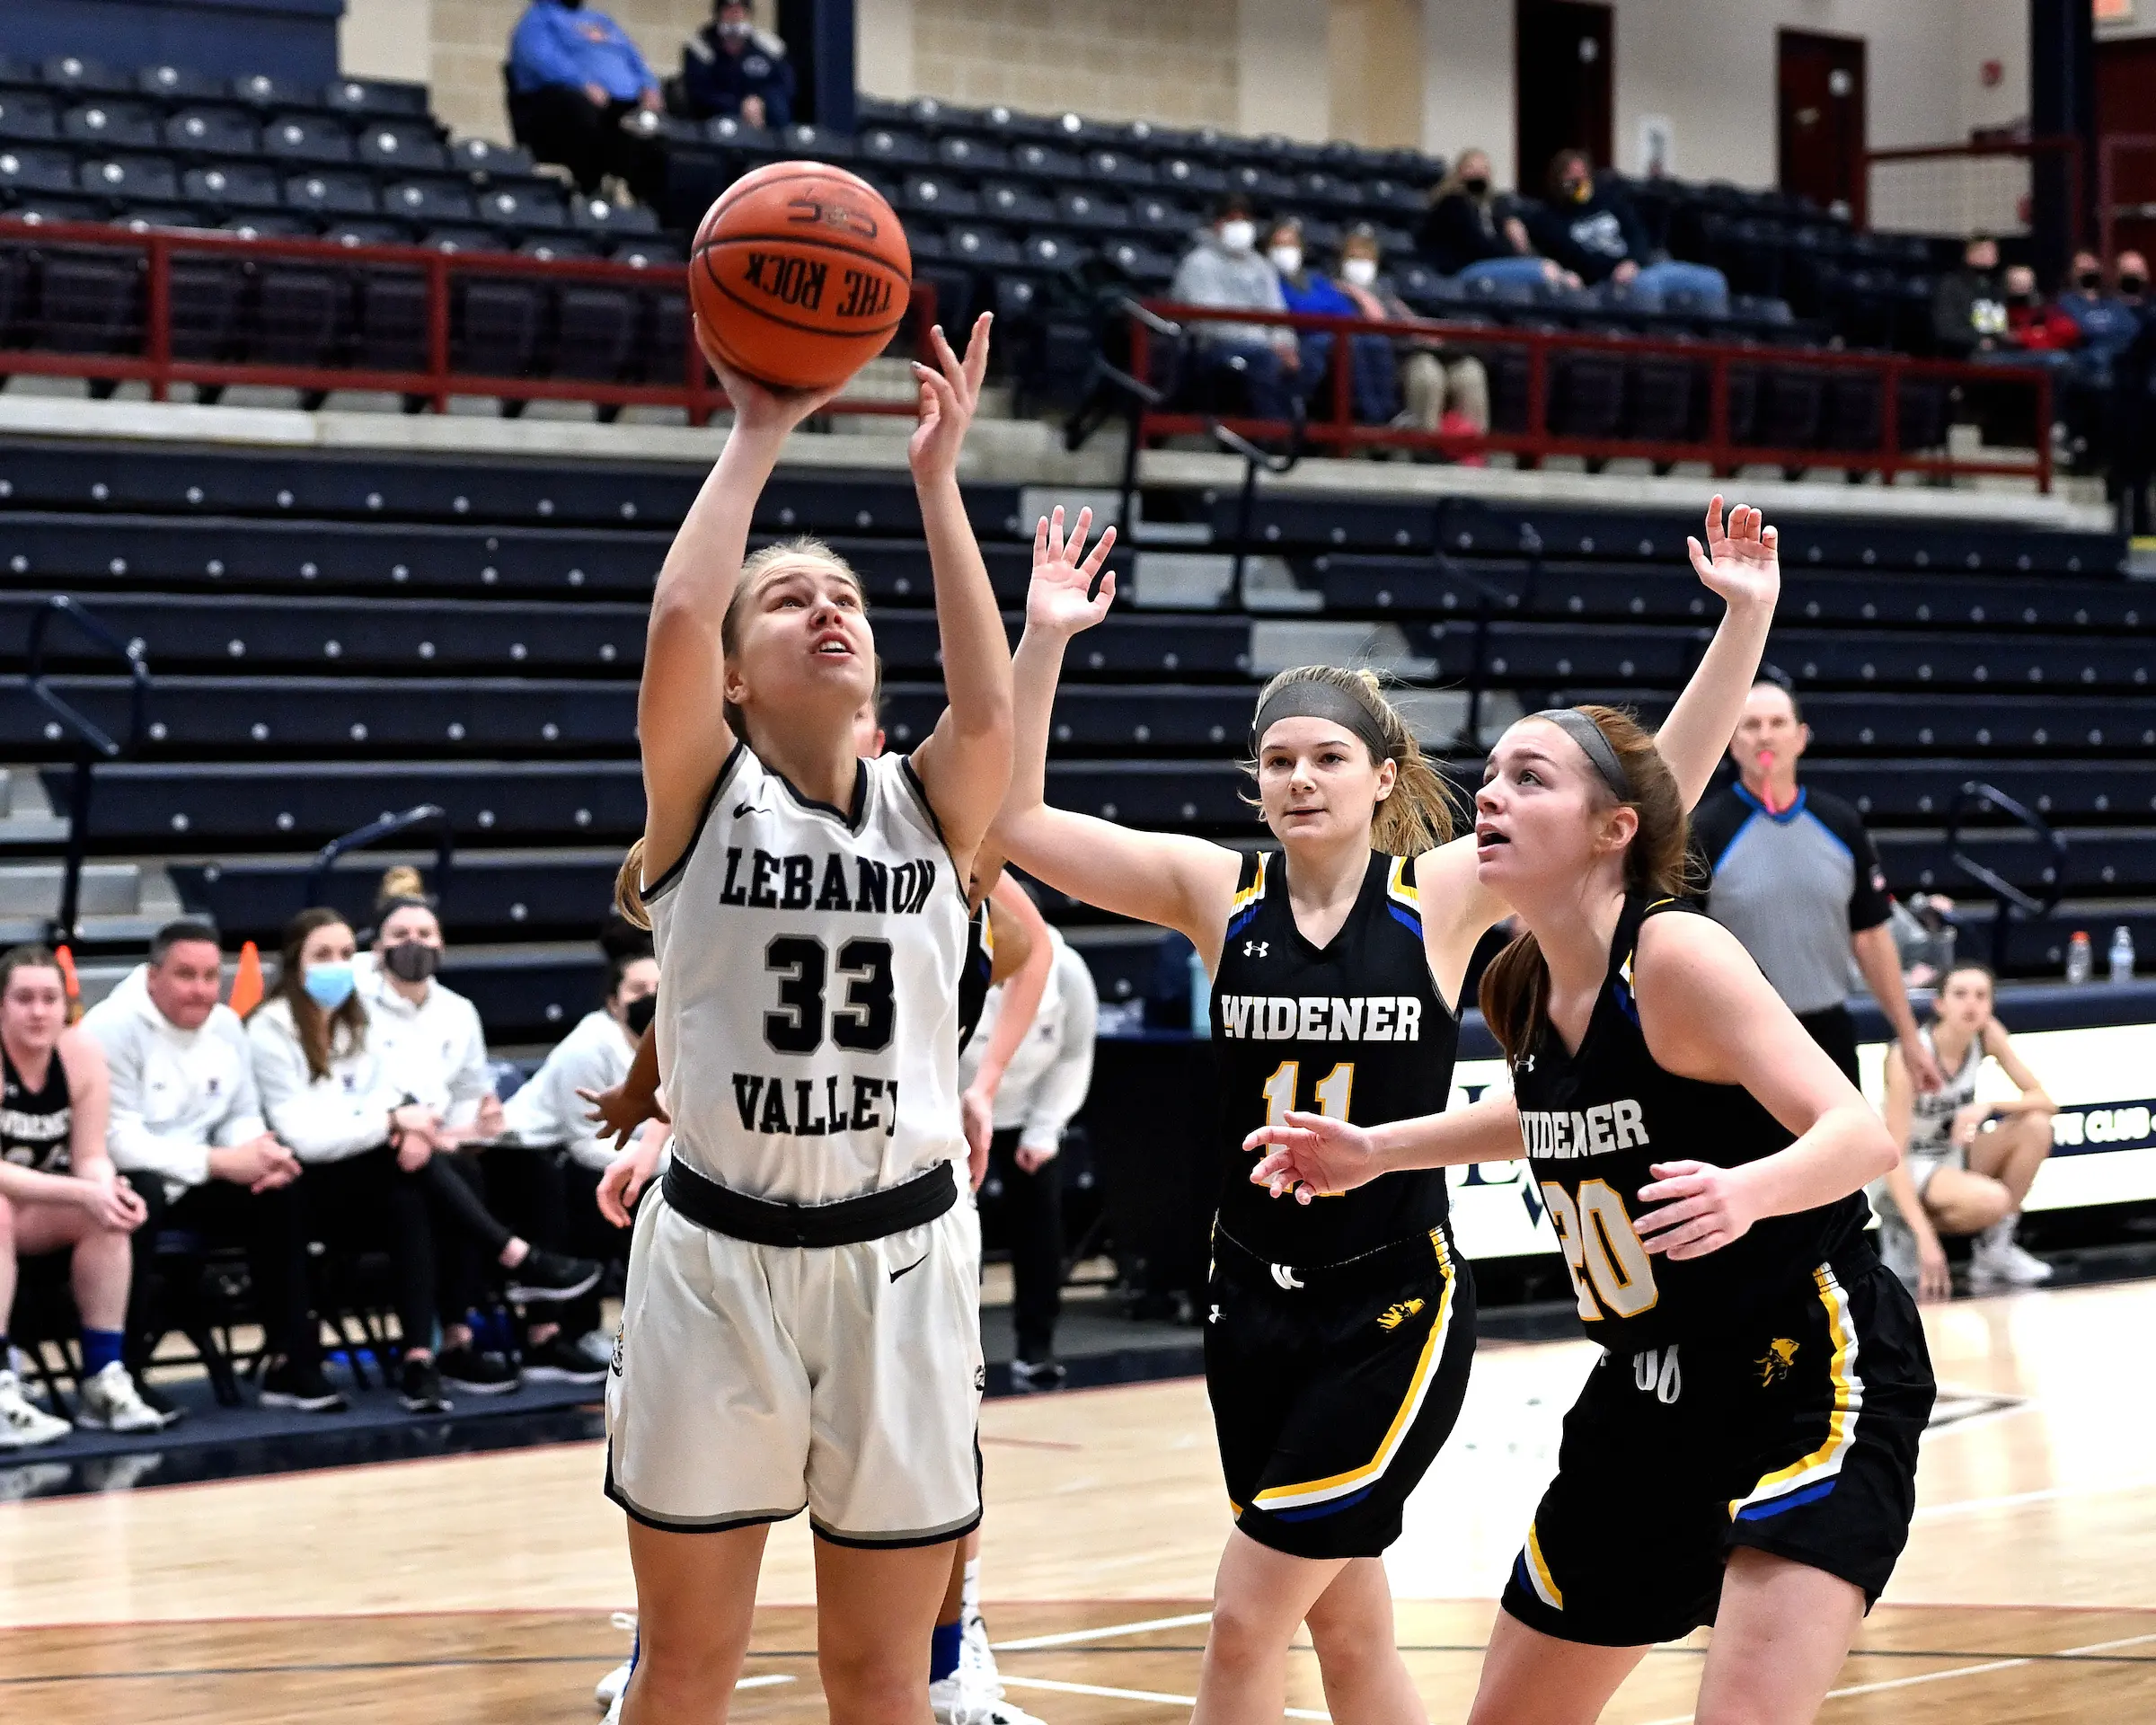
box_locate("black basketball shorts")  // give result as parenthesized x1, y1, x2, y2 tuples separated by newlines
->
(1501, 1253, 1935, 1647)
(1204, 1222, 1476, 1561)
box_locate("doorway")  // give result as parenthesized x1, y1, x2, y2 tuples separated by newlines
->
(1779, 29, 1868, 222)
(1515, 0, 1612, 197)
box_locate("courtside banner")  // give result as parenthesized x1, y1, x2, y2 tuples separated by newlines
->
(1444, 1021, 2156, 1261)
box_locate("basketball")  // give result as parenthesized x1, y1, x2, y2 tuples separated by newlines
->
(689, 161, 913, 393)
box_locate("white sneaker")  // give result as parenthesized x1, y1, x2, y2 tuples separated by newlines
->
(0, 1370, 70, 1449)
(74, 1362, 173, 1433)
(946, 1614, 1047, 1725)
(1969, 1223, 2053, 1289)
(596, 1612, 636, 1710)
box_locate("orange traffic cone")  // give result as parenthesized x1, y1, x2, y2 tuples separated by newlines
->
(228, 940, 264, 1019)
(54, 944, 82, 1025)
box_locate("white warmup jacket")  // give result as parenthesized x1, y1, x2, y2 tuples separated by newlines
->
(246, 995, 408, 1165)
(502, 1007, 638, 1172)
(82, 966, 267, 1197)
(959, 931, 1099, 1152)
(355, 961, 494, 1128)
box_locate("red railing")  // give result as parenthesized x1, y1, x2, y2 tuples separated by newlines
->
(0, 217, 933, 424)
(1129, 301, 2055, 492)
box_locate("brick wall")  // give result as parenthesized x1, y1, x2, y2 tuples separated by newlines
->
(910, 0, 1241, 128)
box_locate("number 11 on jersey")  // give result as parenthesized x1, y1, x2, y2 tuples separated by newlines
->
(1262, 1061, 1356, 1127)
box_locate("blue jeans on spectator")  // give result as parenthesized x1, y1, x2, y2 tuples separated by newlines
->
(1348, 333, 1400, 422)
(1197, 339, 1294, 420)
(1459, 256, 1551, 290)
(1620, 260, 1731, 316)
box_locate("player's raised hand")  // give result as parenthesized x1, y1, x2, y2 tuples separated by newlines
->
(1244, 1110, 1383, 1205)
(698, 315, 844, 437)
(1026, 504, 1118, 635)
(1633, 1159, 1763, 1259)
(1686, 494, 1780, 615)
(580, 1078, 667, 1152)
(907, 312, 992, 485)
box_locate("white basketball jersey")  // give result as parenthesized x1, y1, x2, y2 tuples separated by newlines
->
(1907, 1026, 1983, 1155)
(645, 745, 968, 1205)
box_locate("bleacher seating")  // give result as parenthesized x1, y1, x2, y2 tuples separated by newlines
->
(0, 426, 2143, 1031)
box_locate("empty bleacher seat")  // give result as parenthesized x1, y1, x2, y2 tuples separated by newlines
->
(261, 112, 353, 164)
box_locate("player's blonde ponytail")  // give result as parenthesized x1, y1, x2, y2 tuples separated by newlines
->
(1246, 665, 1460, 856)
(614, 839, 652, 932)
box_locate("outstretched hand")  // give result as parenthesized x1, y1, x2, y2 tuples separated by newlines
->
(908, 313, 993, 485)
(1632, 1159, 1762, 1259)
(1686, 493, 1780, 614)
(1025, 505, 1118, 635)
(1243, 1110, 1384, 1205)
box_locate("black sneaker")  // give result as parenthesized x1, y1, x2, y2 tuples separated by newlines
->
(437, 1345, 521, 1395)
(522, 1333, 608, 1384)
(399, 1356, 453, 1414)
(258, 1358, 349, 1413)
(1008, 1358, 1067, 1393)
(505, 1249, 603, 1305)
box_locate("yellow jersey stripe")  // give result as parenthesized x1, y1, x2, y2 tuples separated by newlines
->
(1250, 1232, 1454, 1511)
(1229, 851, 1270, 915)
(1524, 1520, 1565, 1610)
(1727, 1265, 1863, 1518)
(1386, 854, 1420, 907)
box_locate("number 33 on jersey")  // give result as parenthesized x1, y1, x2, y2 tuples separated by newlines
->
(642, 746, 970, 1208)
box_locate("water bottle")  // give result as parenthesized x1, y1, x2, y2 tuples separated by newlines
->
(2065, 930, 2092, 986)
(1188, 949, 1212, 1039)
(2111, 925, 2136, 985)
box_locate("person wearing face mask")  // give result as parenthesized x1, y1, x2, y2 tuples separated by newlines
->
(2107, 251, 2156, 533)
(507, 0, 667, 204)
(246, 909, 457, 1413)
(1993, 265, 2081, 356)
(500, 938, 659, 1373)
(1170, 193, 1301, 421)
(1527, 149, 1728, 315)
(679, 0, 794, 128)
(1332, 225, 1490, 449)
(2057, 249, 2141, 380)
(359, 872, 601, 1393)
(1266, 217, 1393, 422)
(1931, 234, 2007, 358)
(1418, 147, 1573, 289)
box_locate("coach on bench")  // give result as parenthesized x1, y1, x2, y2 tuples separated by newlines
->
(83, 921, 346, 1418)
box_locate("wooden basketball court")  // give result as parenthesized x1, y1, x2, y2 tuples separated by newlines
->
(4, 1278, 2152, 1722)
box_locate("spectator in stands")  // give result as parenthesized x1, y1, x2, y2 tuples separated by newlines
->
(360, 871, 600, 1393)
(1995, 265, 2081, 357)
(1333, 225, 1489, 447)
(0, 945, 166, 1444)
(1527, 150, 1728, 314)
(1169, 193, 1300, 420)
(1418, 147, 1571, 289)
(1931, 234, 2007, 358)
(960, 909, 1097, 1387)
(679, 0, 795, 128)
(1267, 217, 1391, 420)
(507, 0, 667, 206)
(247, 909, 456, 1414)
(1873, 962, 2056, 1299)
(500, 938, 658, 1374)
(83, 920, 344, 1418)
(2106, 251, 2156, 532)
(1689, 683, 1946, 1093)
(2057, 250, 2142, 383)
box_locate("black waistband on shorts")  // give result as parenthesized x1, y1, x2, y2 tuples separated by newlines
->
(662, 1156, 956, 1248)
(1212, 1218, 1454, 1293)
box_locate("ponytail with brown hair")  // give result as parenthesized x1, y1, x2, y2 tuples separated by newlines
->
(1245, 664, 1461, 856)
(614, 839, 652, 932)
(1477, 705, 1696, 1062)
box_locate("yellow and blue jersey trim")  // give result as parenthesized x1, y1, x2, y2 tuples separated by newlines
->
(1384, 855, 1422, 938)
(1247, 1230, 1455, 1521)
(1225, 851, 1271, 942)
(1515, 1519, 1564, 1611)
(1728, 1264, 1862, 1522)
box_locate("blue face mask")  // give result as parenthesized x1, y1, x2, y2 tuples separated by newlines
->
(304, 962, 357, 1012)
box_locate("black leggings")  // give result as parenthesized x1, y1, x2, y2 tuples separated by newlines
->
(300, 1146, 437, 1355)
(123, 1172, 316, 1370)
(418, 1151, 513, 1322)
(986, 1127, 1065, 1362)
(509, 84, 667, 204)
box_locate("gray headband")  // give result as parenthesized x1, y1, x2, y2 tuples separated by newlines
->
(1531, 708, 1632, 801)
(1252, 679, 1392, 763)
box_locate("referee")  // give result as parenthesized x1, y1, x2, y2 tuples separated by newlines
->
(1692, 683, 1945, 1092)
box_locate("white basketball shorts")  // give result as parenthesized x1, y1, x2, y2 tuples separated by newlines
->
(605, 1181, 984, 1545)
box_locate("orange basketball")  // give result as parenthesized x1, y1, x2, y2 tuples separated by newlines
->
(690, 161, 913, 392)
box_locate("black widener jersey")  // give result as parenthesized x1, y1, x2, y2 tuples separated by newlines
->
(1511, 893, 1870, 1354)
(1210, 849, 1458, 1267)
